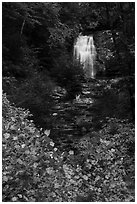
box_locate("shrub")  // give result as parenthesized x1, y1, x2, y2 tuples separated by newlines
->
(51, 54, 84, 98)
(3, 72, 55, 128)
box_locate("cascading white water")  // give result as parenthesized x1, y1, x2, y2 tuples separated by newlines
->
(74, 35, 97, 78)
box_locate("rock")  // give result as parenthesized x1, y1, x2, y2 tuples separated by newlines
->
(53, 113, 58, 116)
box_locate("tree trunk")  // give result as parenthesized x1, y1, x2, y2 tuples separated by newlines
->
(20, 19, 26, 37)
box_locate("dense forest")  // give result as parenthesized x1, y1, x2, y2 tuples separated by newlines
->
(2, 2, 135, 202)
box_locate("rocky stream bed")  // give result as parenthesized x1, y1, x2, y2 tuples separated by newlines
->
(49, 80, 102, 148)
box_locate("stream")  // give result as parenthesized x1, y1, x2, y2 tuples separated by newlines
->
(49, 79, 106, 150)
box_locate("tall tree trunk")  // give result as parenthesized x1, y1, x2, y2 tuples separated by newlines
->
(20, 19, 26, 37)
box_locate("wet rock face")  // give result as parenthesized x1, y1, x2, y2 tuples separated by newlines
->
(48, 80, 103, 150)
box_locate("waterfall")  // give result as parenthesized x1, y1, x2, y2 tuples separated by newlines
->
(74, 35, 97, 78)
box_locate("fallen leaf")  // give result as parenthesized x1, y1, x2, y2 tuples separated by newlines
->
(13, 136, 18, 140)
(4, 133, 10, 139)
(54, 183, 60, 188)
(69, 150, 74, 155)
(33, 162, 38, 168)
(3, 176, 8, 182)
(12, 197, 18, 201)
(50, 141, 54, 147)
(17, 158, 24, 165)
(44, 129, 50, 136)
(82, 175, 88, 180)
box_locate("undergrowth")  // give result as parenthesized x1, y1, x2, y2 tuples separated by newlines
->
(2, 93, 135, 202)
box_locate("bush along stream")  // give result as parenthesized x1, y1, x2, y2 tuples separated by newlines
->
(2, 78, 135, 202)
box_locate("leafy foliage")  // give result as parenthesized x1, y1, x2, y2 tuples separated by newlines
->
(3, 94, 134, 201)
(74, 118, 135, 201)
(3, 73, 57, 129)
(2, 94, 78, 201)
(91, 78, 134, 120)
